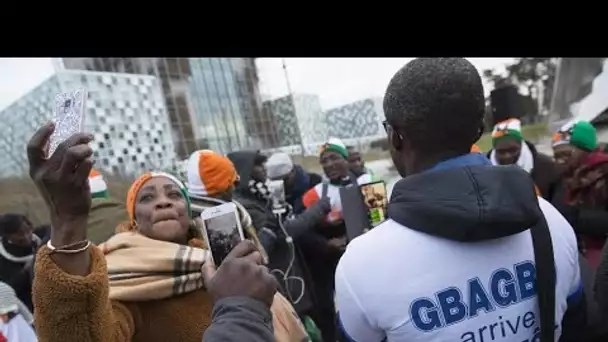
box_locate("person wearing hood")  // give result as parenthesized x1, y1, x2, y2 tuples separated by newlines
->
(487, 118, 559, 199)
(336, 58, 585, 342)
(226, 150, 330, 323)
(185, 149, 270, 264)
(0, 214, 43, 312)
(266, 152, 323, 214)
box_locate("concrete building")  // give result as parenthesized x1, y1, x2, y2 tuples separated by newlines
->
(0, 69, 176, 177)
(262, 93, 327, 148)
(325, 97, 385, 140)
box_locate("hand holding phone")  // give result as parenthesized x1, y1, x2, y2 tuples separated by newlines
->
(48, 89, 87, 157)
(201, 203, 245, 267)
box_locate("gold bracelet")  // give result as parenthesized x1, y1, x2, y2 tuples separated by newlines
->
(47, 240, 91, 254)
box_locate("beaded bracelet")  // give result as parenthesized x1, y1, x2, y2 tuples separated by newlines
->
(46, 240, 91, 254)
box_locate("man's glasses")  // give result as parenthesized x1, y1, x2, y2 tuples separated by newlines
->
(382, 120, 403, 140)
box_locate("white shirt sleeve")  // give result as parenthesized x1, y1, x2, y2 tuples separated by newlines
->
(335, 257, 385, 342)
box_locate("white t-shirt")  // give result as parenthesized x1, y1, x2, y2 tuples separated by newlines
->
(335, 197, 581, 342)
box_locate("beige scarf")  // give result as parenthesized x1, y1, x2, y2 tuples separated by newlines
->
(99, 232, 309, 341)
(100, 232, 208, 302)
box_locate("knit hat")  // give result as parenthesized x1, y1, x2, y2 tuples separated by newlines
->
(186, 150, 238, 197)
(266, 152, 294, 180)
(492, 118, 523, 146)
(89, 169, 109, 199)
(320, 137, 348, 159)
(552, 120, 597, 151)
(126, 171, 191, 225)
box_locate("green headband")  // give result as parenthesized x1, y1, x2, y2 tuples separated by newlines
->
(321, 143, 349, 159)
(492, 129, 523, 146)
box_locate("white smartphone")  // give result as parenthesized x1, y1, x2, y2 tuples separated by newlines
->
(200, 202, 245, 267)
(48, 88, 88, 157)
(268, 180, 287, 213)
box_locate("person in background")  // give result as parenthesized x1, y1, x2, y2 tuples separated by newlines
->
(0, 214, 43, 311)
(346, 146, 373, 178)
(88, 169, 109, 199)
(488, 118, 559, 199)
(0, 281, 36, 342)
(201, 241, 279, 342)
(266, 152, 322, 214)
(185, 149, 269, 264)
(471, 144, 481, 153)
(551, 120, 608, 268)
(86, 169, 129, 244)
(227, 150, 329, 330)
(28, 124, 307, 342)
(300, 138, 372, 342)
(336, 58, 584, 342)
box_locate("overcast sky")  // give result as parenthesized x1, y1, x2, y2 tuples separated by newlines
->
(0, 58, 515, 111)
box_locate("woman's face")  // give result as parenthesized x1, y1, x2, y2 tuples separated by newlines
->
(134, 177, 190, 244)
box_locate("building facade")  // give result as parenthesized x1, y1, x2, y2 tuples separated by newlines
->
(62, 58, 273, 157)
(262, 93, 327, 147)
(0, 70, 176, 177)
(325, 97, 385, 140)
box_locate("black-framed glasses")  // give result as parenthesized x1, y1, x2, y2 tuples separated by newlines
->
(382, 120, 403, 140)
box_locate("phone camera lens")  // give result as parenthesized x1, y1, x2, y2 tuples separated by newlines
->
(63, 99, 71, 112)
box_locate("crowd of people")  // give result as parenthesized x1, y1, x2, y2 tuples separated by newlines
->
(1, 57, 608, 342)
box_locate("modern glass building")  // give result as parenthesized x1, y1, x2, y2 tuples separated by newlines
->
(62, 58, 277, 158)
(188, 58, 279, 153)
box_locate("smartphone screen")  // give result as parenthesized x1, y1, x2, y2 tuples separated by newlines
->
(202, 207, 244, 266)
(268, 180, 286, 211)
(359, 181, 389, 227)
(48, 89, 87, 157)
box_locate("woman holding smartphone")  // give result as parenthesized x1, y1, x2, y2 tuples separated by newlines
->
(27, 123, 308, 342)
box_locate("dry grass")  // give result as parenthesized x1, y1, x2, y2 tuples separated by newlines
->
(0, 174, 133, 227)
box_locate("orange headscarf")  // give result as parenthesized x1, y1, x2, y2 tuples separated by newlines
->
(126, 172, 190, 225)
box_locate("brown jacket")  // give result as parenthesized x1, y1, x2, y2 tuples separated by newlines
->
(33, 243, 309, 342)
(33, 245, 215, 342)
